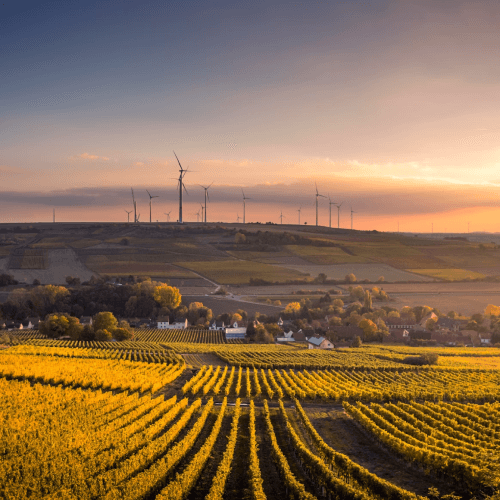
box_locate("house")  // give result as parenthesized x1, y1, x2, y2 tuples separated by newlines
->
(390, 329, 411, 343)
(436, 317, 463, 331)
(158, 318, 188, 330)
(292, 331, 307, 342)
(80, 316, 93, 326)
(385, 317, 417, 331)
(479, 333, 492, 345)
(209, 321, 226, 331)
(306, 336, 334, 350)
(157, 316, 171, 329)
(224, 324, 247, 339)
(26, 316, 40, 328)
(419, 312, 438, 327)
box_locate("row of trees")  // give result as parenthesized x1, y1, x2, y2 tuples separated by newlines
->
(38, 311, 133, 341)
(0, 281, 185, 322)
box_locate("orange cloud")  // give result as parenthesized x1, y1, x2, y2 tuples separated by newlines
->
(71, 153, 110, 161)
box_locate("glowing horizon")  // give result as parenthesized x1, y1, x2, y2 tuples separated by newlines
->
(2, 1, 500, 231)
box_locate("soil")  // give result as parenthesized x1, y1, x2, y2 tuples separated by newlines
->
(304, 407, 464, 498)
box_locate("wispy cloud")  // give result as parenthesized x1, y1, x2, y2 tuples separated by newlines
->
(70, 153, 110, 161)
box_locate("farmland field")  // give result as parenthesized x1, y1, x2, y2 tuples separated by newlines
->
(1, 340, 499, 499)
(176, 259, 308, 284)
(281, 262, 433, 281)
(407, 268, 487, 281)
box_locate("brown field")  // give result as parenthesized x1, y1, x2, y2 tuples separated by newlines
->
(285, 245, 369, 264)
(279, 263, 432, 282)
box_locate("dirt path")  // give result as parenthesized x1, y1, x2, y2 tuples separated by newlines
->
(304, 407, 461, 498)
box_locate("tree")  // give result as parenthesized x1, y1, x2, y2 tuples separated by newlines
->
(345, 273, 357, 283)
(153, 284, 182, 309)
(113, 327, 133, 341)
(388, 310, 400, 318)
(359, 319, 378, 341)
(485, 304, 500, 316)
(273, 300, 282, 306)
(284, 302, 301, 315)
(363, 290, 372, 311)
(352, 336, 362, 347)
(235, 232, 246, 244)
(349, 285, 364, 300)
(39, 313, 83, 339)
(328, 315, 342, 326)
(425, 318, 437, 331)
(95, 329, 113, 341)
(254, 325, 274, 343)
(93, 311, 118, 333)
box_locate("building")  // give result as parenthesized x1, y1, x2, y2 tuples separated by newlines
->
(306, 336, 334, 349)
(157, 318, 188, 330)
(209, 320, 226, 331)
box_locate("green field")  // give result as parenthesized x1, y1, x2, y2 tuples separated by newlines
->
(176, 259, 309, 284)
(285, 245, 369, 264)
(407, 268, 486, 281)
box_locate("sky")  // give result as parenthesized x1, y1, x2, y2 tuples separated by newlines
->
(1, 0, 500, 231)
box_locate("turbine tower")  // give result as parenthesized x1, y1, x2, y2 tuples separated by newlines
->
(315, 183, 326, 226)
(242, 189, 251, 224)
(351, 207, 356, 230)
(279, 210, 285, 225)
(146, 190, 159, 223)
(335, 202, 343, 228)
(131, 188, 137, 223)
(164, 211, 171, 222)
(125, 210, 132, 223)
(200, 203, 204, 223)
(199, 182, 213, 223)
(173, 151, 189, 223)
(328, 196, 337, 228)
(297, 207, 302, 225)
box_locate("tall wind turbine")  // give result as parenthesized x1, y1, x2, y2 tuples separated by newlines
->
(315, 183, 326, 226)
(125, 210, 132, 223)
(328, 196, 337, 228)
(164, 211, 171, 222)
(131, 188, 137, 223)
(199, 182, 213, 223)
(297, 207, 302, 225)
(351, 207, 356, 230)
(173, 151, 189, 223)
(146, 190, 159, 223)
(200, 203, 204, 223)
(335, 202, 343, 228)
(194, 209, 201, 223)
(279, 210, 285, 225)
(236, 214, 241, 223)
(242, 189, 251, 224)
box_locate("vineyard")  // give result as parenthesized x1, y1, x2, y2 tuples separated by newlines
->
(0, 340, 499, 499)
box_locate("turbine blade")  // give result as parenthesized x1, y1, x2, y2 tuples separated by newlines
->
(146, 189, 151, 198)
(173, 151, 182, 169)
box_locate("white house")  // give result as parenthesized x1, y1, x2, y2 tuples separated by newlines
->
(157, 318, 188, 329)
(225, 322, 246, 339)
(209, 321, 226, 331)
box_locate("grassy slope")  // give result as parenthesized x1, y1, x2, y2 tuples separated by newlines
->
(3, 223, 500, 282)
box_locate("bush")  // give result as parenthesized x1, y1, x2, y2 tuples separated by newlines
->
(403, 353, 439, 365)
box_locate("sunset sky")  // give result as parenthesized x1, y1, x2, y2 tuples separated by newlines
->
(1, 0, 500, 231)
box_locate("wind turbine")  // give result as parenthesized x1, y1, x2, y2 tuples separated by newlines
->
(164, 211, 171, 222)
(125, 210, 132, 223)
(351, 207, 356, 230)
(237, 214, 241, 223)
(279, 210, 285, 225)
(131, 188, 137, 223)
(194, 209, 201, 223)
(315, 183, 326, 226)
(200, 203, 204, 223)
(199, 183, 213, 223)
(328, 196, 337, 228)
(242, 189, 251, 224)
(297, 207, 302, 225)
(146, 190, 159, 223)
(173, 151, 189, 223)
(335, 202, 343, 228)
